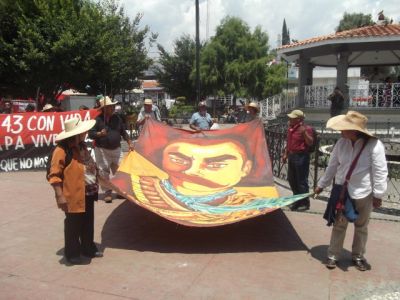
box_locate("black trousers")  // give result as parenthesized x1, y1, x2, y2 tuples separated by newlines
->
(287, 152, 310, 207)
(64, 194, 98, 259)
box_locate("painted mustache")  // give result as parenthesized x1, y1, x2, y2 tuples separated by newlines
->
(169, 172, 224, 189)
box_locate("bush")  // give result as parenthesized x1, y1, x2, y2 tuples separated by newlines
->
(123, 104, 140, 115)
(175, 96, 186, 104)
(169, 104, 195, 119)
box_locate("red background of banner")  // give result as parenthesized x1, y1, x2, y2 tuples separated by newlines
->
(0, 109, 100, 147)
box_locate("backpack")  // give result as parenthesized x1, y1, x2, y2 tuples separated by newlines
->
(306, 126, 319, 153)
(46, 143, 73, 180)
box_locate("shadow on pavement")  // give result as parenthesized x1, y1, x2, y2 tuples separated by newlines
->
(101, 200, 309, 254)
(55, 248, 94, 266)
(310, 245, 353, 271)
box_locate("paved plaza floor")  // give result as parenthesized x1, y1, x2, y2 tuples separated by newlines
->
(0, 171, 399, 300)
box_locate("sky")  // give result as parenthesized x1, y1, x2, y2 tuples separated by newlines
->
(121, 0, 400, 57)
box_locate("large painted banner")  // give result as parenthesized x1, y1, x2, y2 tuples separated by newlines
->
(111, 119, 308, 227)
(0, 109, 99, 172)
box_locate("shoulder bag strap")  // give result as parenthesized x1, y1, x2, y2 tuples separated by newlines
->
(337, 138, 368, 208)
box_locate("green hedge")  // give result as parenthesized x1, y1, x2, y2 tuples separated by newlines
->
(168, 104, 195, 119)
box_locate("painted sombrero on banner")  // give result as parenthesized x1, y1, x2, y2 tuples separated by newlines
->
(111, 119, 308, 227)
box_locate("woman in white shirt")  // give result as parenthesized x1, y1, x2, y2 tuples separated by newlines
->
(314, 111, 388, 271)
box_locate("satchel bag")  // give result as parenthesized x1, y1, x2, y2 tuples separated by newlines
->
(336, 185, 359, 223)
(343, 193, 358, 222)
(326, 184, 358, 224)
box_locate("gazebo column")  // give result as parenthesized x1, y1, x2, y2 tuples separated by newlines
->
(336, 52, 350, 107)
(298, 57, 314, 108)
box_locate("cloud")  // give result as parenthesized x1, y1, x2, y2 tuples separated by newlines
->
(121, 0, 400, 56)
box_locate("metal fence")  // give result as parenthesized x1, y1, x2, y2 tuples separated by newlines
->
(265, 122, 400, 214)
(304, 83, 400, 109)
(259, 90, 297, 121)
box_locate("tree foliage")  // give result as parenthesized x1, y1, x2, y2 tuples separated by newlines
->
(155, 34, 197, 102)
(336, 12, 374, 32)
(0, 0, 154, 99)
(199, 16, 283, 100)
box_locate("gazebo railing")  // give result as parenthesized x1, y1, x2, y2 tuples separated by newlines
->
(304, 85, 335, 108)
(259, 90, 297, 120)
(304, 83, 400, 108)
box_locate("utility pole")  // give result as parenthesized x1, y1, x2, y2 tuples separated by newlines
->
(206, 0, 210, 40)
(195, 0, 200, 104)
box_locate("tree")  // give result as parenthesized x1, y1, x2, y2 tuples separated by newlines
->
(264, 63, 287, 97)
(282, 19, 290, 46)
(0, 0, 154, 100)
(336, 12, 374, 32)
(155, 35, 198, 102)
(199, 16, 283, 101)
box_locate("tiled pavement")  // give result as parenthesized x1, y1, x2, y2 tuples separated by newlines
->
(0, 169, 399, 299)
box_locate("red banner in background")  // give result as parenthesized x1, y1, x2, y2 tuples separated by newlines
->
(0, 109, 99, 172)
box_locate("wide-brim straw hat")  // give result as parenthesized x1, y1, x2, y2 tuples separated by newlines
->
(326, 110, 374, 137)
(99, 96, 118, 108)
(42, 104, 54, 112)
(56, 118, 96, 142)
(246, 101, 259, 112)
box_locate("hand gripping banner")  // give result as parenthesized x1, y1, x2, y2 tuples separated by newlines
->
(111, 119, 309, 227)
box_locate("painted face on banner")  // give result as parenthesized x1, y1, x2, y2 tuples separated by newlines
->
(109, 119, 302, 227)
(162, 141, 252, 195)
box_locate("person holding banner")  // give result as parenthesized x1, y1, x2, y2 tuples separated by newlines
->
(136, 98, 161, 134)
(47, 117, 103, 265)
(89, 96, 134, 203)
(314, 111, 387, 271)
(189, 101, 213, 132)
(243, 102, 260, 122)
(137, 98, 161, 123)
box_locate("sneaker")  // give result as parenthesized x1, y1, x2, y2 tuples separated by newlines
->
(66, 256, 82, 265)
(82, 251, 104, 258)
(296, 204, 310, 211)
(326, 258, 337, 269)
(352, 258, 368, 271)
(104, 192, 113, 203)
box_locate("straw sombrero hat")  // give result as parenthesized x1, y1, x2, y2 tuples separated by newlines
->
(99, 96, 118, 108)
(56, 118, 96, 142)
(247, 101, 259, 112)
(327, 111, 373, 137)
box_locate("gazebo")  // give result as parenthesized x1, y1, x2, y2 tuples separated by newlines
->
(277, 24, 400, 114)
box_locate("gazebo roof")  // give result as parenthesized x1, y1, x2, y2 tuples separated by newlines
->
(278, 24, 400, 67)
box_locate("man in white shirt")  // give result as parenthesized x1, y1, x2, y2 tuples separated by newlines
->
(136, 98, 161, 133)
(315, 111, 388, 271)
